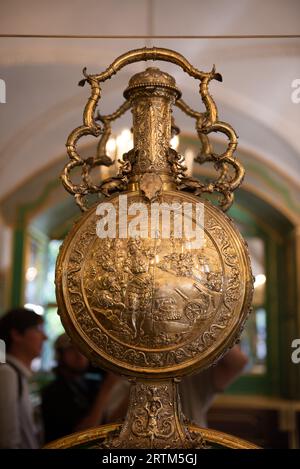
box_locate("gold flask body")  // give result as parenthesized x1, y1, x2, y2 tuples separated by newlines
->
(56, 190, 252, 379)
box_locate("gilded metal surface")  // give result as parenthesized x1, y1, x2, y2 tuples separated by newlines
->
(56, 49, 253, 449)
(125, 68, 177, 176)
(61, 47, 241, 211)
(45, 423, 259, 449)
(175, 98, 243, 210)
(56, 191, 252, 378)
(99, 380, 206, 449)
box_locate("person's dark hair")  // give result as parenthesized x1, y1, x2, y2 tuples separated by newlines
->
(0, 307, 43, 351)
(53, 333, 72, 363)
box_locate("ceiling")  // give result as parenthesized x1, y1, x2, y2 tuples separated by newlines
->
(0, 0, 299, 205)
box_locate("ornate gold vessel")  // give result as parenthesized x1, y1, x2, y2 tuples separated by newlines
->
(54, 48, 253, 449)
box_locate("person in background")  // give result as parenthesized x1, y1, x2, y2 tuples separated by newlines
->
(41, 333, 118, 443)
(179, 345, 248, 426)
(102, 345, 248, 427)
(0, 307, 47, 448)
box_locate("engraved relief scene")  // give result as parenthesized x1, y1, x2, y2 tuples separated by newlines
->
(83, 200, 224, 349)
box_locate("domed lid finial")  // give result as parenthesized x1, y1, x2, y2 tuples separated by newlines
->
(124, 67, 181, 99)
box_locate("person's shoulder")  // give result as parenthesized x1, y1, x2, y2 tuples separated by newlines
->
(0, 363, 18, 380)
(0, 364, 18, 395)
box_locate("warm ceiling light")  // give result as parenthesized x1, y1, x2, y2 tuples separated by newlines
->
(254, 273, 266, 288)
(24, 303, 44, 316)
(25, 266, 37, 282)
(170, 134, 179, 150)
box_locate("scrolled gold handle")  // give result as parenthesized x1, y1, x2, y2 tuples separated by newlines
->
(83, 47, 222, 83)
(62, 47, 241, 212)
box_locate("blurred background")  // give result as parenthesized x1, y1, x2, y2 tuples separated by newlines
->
(0, 0, 299, 448)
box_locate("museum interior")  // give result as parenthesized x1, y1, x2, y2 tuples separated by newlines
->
(0, 0, 299, 449)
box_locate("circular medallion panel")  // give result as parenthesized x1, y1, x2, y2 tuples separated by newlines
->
(56, 191, 253, 378)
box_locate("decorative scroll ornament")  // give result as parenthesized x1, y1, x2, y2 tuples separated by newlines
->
(55, 48, 254, 449)
(61, 47, 243, 212)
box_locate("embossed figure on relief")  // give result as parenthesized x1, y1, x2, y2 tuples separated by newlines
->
(131, 385, 175, 446)
(85, 225, 224, 348)
(125, 238, 153, 339)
